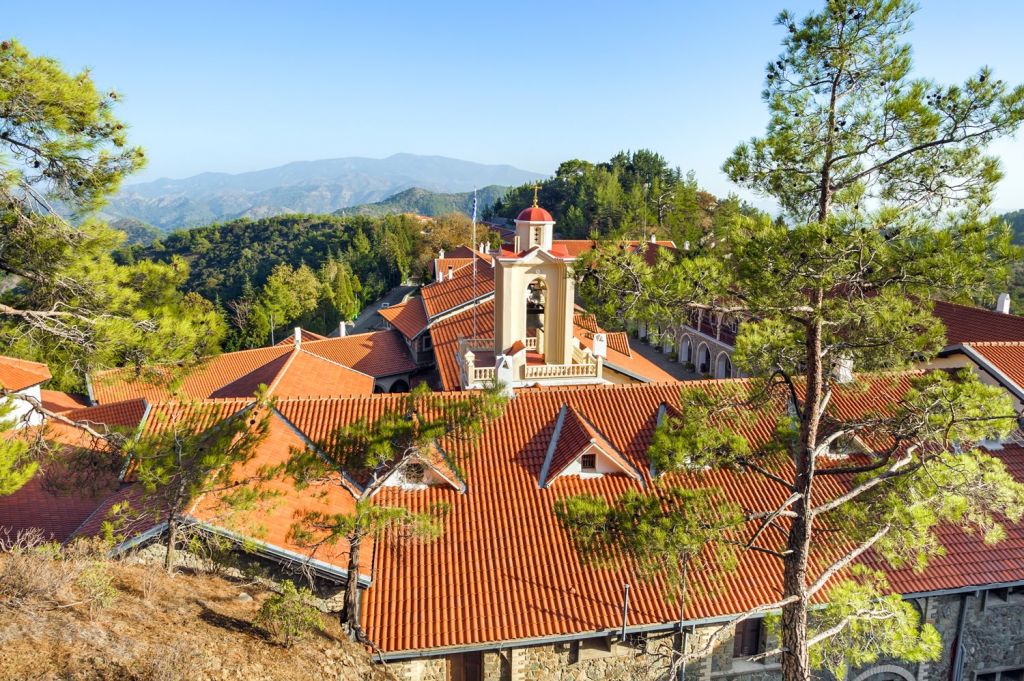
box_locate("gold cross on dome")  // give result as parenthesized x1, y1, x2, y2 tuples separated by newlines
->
(532, 183, 540, 207)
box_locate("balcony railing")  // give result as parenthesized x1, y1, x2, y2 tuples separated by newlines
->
(458, 336, 601, 388)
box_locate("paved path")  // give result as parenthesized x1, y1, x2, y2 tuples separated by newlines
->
(338, 285, 417, 336)
(627, 334, 701, 381)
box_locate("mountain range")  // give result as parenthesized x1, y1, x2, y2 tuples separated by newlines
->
(103, 154, 544, 231)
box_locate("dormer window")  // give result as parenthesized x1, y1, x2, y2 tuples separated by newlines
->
(539, 405, 643, 488)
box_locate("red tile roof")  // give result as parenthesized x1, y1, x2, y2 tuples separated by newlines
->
(378, 299, 429, 341)
(964, 342, 1024, 391)
(0, 400, 150, 542)
(0, 356, 51, 391)
(22, 370, 1024, 655)
(429, 300, 495, 391)
(542, 405, 641, 486)
(551, 239, 676, 259)
(259, 374, 983, 653)
(932, 300, 1024, 344)
(39, 390, 90, 413)
(91, 343, 375, 404)
(420, 260, 495, 319)
(275, 328, 329, 345)
(303, 332, 417, 378)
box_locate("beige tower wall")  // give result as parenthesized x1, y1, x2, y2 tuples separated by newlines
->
(493, 256, 574, 366)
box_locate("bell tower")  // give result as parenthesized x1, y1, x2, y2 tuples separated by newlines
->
(512, 184, 555, 252)
(493, 198, 575, 372)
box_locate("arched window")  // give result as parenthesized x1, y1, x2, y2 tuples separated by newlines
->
(679, 337, 692, 364)
(697, 344, 711, 374)
(526, 277, 546, 336)
(716, 353, 732, 379)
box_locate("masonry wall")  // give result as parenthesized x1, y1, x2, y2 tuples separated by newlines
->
(390, 590, 1024, 681)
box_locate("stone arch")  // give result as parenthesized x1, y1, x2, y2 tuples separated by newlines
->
(715, 352, 732, 379)
(679, 335, 693, 364)
(388, 379, 410, 393)
(850, 666, 916, 681)
(696, 343, 711, 375)
(525, 275, 547, 339)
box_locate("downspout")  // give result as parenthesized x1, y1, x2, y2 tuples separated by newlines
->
(949, 592, 973, 681)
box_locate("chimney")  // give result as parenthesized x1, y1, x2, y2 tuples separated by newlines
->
(592, 332, 608, 359)
(649, 233, 657, 243)
(293, 327, 302, 349)
(338, 321, 347, 337)
(495, 355, 515, 397)
(513, 235, 521, 253)
(996, 292, 1011, 314)
(447, 265, 454, 281)
(438, 248, 445, 260)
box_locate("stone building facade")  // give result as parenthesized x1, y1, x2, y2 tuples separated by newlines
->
(386, 585, 1024, 681)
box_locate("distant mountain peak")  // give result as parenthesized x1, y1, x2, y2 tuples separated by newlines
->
(110, 154, 545, 231)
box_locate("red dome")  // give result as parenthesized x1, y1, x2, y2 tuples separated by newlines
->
(516, 205, 554, 222)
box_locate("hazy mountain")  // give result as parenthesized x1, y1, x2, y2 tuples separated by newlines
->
(1002, 209, 1024, 243)
(104, 154, 544, 230)
(334, 185, 509, 218)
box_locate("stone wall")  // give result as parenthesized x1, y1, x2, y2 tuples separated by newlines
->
(388, 589, 1024, 681)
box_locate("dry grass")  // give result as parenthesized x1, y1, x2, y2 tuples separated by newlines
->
(0, 533, 394, 681)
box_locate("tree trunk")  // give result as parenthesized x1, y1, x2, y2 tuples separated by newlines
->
(341, 533, 363, 640)
(780, 312, 825, 681)
(164, 516, 178, 573)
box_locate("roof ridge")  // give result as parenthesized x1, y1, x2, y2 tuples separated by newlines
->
(936, 298, 1024, 322)
(966, 340, 1024, 347)
(296, 346, 376, 380)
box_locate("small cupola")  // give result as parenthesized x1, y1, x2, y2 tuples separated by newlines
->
(538, 405, 642, 487)
(514, 184, 555, 252)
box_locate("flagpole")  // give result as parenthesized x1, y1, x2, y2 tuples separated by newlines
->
(471, 188, 478, 340)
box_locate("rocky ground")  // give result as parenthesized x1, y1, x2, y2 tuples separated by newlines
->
(0, 550, 393, 680)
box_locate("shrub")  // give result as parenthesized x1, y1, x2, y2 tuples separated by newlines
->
(255, 579, 324, 646)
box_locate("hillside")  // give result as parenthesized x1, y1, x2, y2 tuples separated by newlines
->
(334, 184, 508, 218)
(0, 554, 389, 681)
(1003, 209, 1024, 243)
(105, 154, 544, 230)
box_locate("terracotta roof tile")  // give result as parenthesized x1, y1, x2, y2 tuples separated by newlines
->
(39, 390, 89, 413)
(420, 260, 495, 319)
(541, 405, 641, 486)
(302, 332, 417, 378)
(378, 299, 429, 340)
(932, 300, 1024, 344)
(275, 328, 329, 345)
(965, 342, 1024, 391)
(428, 300, 495, 391)
(0, 356, 51, 391)
(91, 342, 376, 404)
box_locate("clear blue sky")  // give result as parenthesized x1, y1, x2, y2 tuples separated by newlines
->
(8, 1, 1024, 211)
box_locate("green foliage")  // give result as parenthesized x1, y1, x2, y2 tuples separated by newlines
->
(119, 212, 433, 348)
(801, 568, 941, 678)
(0, 398, 35, 496)
(255, 579, 324, 647)
(0, 39, 228, 391)
(128, 392, 277, 571)
(574, 2, 1024, 677)
(336, 185, 509, 219)
(554, 487, 742, 603)
(488, 152, 766, 246)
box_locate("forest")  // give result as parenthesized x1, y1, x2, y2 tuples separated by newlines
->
(487, 149, 768, 246)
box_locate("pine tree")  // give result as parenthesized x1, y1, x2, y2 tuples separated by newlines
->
(574, 2, 1024, 679)
(285, 383, 507, 640)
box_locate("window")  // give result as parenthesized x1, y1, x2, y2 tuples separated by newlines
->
(421, 334, 432, 350)
(977, 668, 1024, 681)
(733, 618, 763, 658)
(580, 453, 597, 471)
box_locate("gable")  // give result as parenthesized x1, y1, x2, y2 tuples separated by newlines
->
(539, 404, 642, 487)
